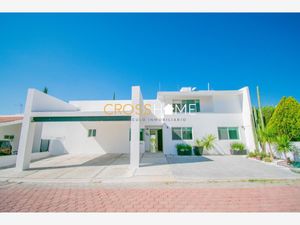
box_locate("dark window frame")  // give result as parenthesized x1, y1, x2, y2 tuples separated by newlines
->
(172, 127, 193, 140)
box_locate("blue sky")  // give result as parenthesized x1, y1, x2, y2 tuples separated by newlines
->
(0, 13, 299, 114)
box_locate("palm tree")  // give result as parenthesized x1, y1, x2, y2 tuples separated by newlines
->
(201, 134, 216, 151)
(276, 135, 294, 161)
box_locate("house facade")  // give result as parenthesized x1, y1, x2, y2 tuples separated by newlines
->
(14, 86, 256, 171)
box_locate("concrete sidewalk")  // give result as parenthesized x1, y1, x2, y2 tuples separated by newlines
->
(0, 153, 299, 183)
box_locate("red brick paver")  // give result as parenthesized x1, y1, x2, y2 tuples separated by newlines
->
(1, 183, 300, 212)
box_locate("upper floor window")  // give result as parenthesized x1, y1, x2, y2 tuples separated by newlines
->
(172, 99, 200, 113)
(218, 127, 239, 140)
(172, 127, 193, 140)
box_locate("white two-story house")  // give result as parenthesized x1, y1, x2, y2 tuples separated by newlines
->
(14, 86, 256, 171)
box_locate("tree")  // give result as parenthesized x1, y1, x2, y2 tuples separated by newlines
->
(276, 135, 294, 160)
(254, 106, 275, 129)
(262, 106, 275, 125)
(43, 87, 48, 94)
(267, 97, 300, 141)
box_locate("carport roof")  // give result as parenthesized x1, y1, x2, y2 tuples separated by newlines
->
(32, 116, 131, 122)
(30, 110, 131, 122)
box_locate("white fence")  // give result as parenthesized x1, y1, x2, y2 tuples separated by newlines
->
(269, 142, 300, 161)
(0, 152, 50, 168)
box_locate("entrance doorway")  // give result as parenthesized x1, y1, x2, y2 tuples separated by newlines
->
(147, 128, 163, 153)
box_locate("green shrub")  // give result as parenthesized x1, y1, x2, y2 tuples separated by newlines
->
(276, 135, 294, 160)
(259, 151, 268, 159)
(176, 143, 192, 156)
(248, 151, 258, 158)
(201, 134, 216, 151)
(263, 157, 273, 162)
(230, 142, 245, 151)
(248, 151, 272, 160)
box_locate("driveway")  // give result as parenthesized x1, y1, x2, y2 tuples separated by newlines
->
(0, 153, 299, 183)
(166, 155, 300, 181)
(0, 154, 132, 182)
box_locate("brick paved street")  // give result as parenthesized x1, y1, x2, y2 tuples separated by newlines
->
(1, 181, 300, 212)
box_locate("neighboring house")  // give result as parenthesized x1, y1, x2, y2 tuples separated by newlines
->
(0, 115, 51, 168)
(13, 86, 256, 171)
(0, 116, 23, 154)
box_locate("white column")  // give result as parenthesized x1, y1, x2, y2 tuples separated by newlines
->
(16, 89, 35, 171)
(130, 86, 141, 169)
(15, 88, 78, 171)
(241, 87, 257, 152)
(16, 119, 36, 171)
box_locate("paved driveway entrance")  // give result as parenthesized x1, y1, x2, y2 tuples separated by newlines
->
(166, 155, 300, 181)
(0, 153, 299, 183)
(0, 154, 132, 182)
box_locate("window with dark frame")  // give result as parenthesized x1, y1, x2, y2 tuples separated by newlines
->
(172, 127, 193, 140)
(4, 135, 14, 140)
(218, 127, 239, 140)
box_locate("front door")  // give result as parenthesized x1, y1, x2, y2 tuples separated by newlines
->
(157, 129, 163, 152)
(150, 129, 158, 152)
(149, 129, 163, 153)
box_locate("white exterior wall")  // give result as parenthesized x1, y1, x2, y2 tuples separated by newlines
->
(145, 113, 245, 155)
(42, 121, 130, 155)
(69, 100, 132, 112)
(142, 89, 256, 155)
(32, 123, 43, 153)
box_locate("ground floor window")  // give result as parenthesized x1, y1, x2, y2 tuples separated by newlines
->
(88, 129, 96, 137)
(218, 127, 239, 140)
(172, 127, 193, 140)
(3, 135, 14, 140)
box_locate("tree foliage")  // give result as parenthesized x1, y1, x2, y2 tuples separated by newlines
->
(43, 87, 48, 94)
(267, 97, 300, 141)
(262, 106, 275, 125)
